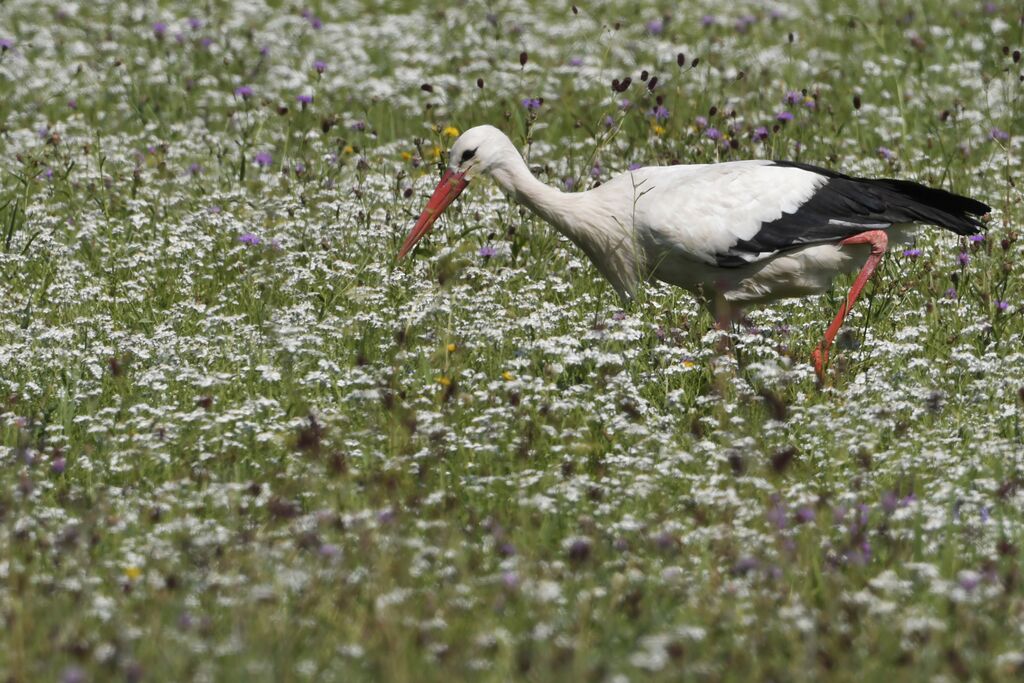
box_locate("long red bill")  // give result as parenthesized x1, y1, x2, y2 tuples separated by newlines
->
(397, 169, 469, 259)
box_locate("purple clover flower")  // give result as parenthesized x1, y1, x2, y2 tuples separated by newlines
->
(996, 300, 1010, 311)
(239, 233, 262, 245)
(700, 15, 716, 27)
(568, 56, 583, 67)
(753, 126, 769, 140)
(314, 60, 326, 74)
(784, 90, 802, 105)
(969, 233, 985, 243)
(945, 287, 958, 299)
(152, 22, 168, 38)
(651, 105, 670, 121)
(478, 245, 497, 258)
(188, 17, 203, 31)
(253, 151, 273, 167)
(619, 99, 632, 111)
(603, 115, 615, 128)
(51, 457, 66, 474)
(628, 162, 643, 171)
(297, 93, 313, 106)
(878, 146, 894, 160)
(776, 110, 794, 122)
(646, 19, 664, 35)
(521, 97, 542, 111)
(562, 177, 575, 190)
(590, 163, 601, 179)
(234, 85, 253, 99)
(0, 38, 13, 51)
(694, 115, 708, 129)
(958, 252, 970, 266)
(902, 248, 922, 258)
(705, 127, 722, 140)
(990, 127, 1010, 142)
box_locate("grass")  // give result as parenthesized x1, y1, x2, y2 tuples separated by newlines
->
(1, 0, 1023, 681)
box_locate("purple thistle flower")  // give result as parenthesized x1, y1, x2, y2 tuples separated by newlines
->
(590, 164, 601, 179)
(234, 85, 253, 99)
(803, 98, 816, 110)
(783, 90, 802, 105)
(996, 300, 1010, 311)
(651, 105, 670, 121)
(314, 60, 326, 74)
(753, 126, 769, 141)
(562, 177, 575, 190)
(188, 17, 203, 31)
(293, 162, 305, 175)
(200, 37, 214, 49)
(297, 93, 313, 106)
(568, 56, 583, 67)
(878, 146, 895, 160)
(0, 38, 13, 51)
(67, 98, 77, 109)
(969, 233, 985, 243)
(990, 127, 1010, 142)
(694, 115, 708, 129)
(776, 110, 794, 122)
(350, 120, 366, 132)
(945, 287, 958, 299)
(51, 457, 66, 474)
(603, 115, 615, 128)
(253, 150, 273, 167)
(646, 19, 664, 35)
(705, 127, 722, 140)
(958, 252, 970, 266)
(619, 99, 632, 110)
(478, 245, 497, 258)
(521, 97, 542, 111)
(902, 248, 922, 258)
(152, 22, 168, 38)
(239, 232, 262, 245)
(188, 162, 202, 176)
(628, 162, 643, 171)
(700, 15, 716, 27)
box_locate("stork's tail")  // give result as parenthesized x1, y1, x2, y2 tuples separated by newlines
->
(860, 177, 991, 236)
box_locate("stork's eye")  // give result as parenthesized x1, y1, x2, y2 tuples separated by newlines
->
(460, 148, 477, 163)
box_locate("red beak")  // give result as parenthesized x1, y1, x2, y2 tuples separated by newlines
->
(397, 169, 469, 259)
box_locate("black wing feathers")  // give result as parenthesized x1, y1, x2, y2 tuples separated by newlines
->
(715, 160, 990, 268)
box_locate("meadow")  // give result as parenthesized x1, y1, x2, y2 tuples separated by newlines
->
(1, 0, 1023, 680)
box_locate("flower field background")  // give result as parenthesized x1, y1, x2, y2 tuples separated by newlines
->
(1, 0, 1023, 680)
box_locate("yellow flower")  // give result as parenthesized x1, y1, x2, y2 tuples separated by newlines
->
(652, 124, 666, 136)
(400, 151, 412, 161)
(436, 375, 451, 387)
(432, 146, 443, 160)
(446, 343, 457, 352)
(502, 370, 514, 381)
(442, 126, 460, 138)
(124, 566, 142, 580)
(342, 145, 354, 154)
(682, 360, 696, 369)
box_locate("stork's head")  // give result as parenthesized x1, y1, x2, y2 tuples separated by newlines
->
(398, 125, 517, 259)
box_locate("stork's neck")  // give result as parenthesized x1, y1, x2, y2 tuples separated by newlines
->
(491, 155, 582, 235)
(490, 151, 641, 301)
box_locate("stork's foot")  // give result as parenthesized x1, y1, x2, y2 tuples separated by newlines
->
(812, 346, 828, 381)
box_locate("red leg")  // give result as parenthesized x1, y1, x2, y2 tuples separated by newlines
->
(812, 230, 889, 379)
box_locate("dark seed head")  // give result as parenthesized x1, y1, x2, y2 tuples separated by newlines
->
(519, 51, 528, 66)
(677, 52, 686, 67)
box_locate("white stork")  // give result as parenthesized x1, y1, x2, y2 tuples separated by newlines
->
(398, 125, 989, 378)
